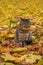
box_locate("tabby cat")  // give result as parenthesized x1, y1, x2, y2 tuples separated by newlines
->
(14, 18, 32, 47)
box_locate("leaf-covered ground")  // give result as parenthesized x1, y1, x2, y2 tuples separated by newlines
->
(0, 17, 43, 65)
(0, 0, 43, 65)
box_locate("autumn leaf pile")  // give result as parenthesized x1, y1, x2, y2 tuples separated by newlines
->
(0, 0, 43, 65)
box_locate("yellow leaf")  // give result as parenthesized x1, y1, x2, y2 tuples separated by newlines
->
(1, 53, 18, 62)
(7, 34, 15, 38)
(13, 47, 27, 52)
(30, 25, 36, 29)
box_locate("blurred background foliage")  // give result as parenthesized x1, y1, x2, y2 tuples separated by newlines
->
(0, 0, 43, 21)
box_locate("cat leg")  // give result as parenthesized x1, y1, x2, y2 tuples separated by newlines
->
(26, 33, 32, 45)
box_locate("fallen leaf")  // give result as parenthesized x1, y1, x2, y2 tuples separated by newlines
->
(13, 47, 27, 52)
(35, 58, 43, 65)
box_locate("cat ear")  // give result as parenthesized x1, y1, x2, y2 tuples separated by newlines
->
(20, 17, 31, 23)
(20, 18, 24, 21)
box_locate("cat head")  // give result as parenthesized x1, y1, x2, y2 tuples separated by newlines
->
(20, 18, 31, 27)
(20, 18, 29, 22)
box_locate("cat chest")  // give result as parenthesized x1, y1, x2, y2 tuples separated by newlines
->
(18, 32, 29, 41)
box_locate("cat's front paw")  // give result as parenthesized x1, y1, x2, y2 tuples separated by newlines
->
(20, 42, 26, 47)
